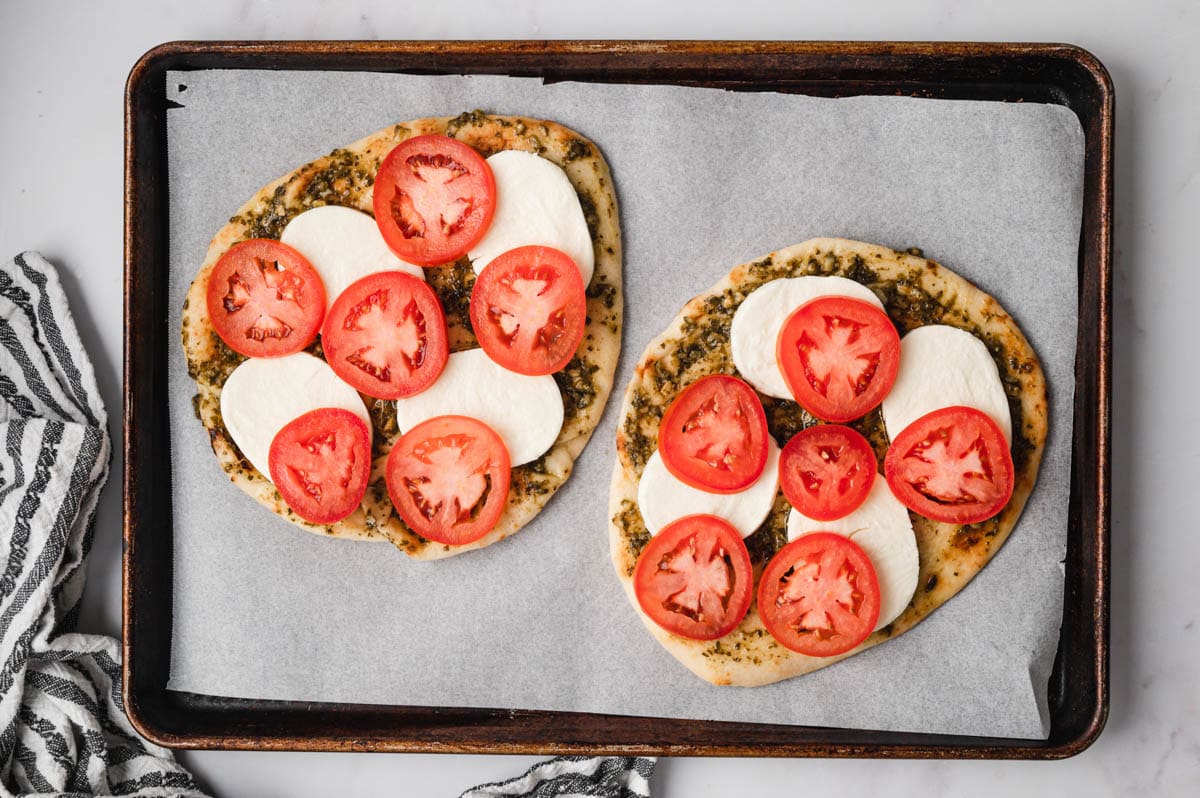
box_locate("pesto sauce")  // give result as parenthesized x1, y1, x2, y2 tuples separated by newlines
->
(511, 465, 552, 499)
(622, 413, 656, 472)
(445, 109, 495, 138)
(395, 510, 429, 547)
(744, 496, 790, 564)
(369, 399, 399, 439)
(565, 138, 591, 162)
(953, 516, 999, 550)
(878, 278, 947, 331)
(700, 626, 774, 665)
(299, 148, 373, 205)
(586, 279, 618, 310)
(188, 334, 246, 388)
(576, 193, 600, 241)
(230, 149, 375, 241)
(613, 500, 651, 575)
(232, 183, 292, 240)
(554, 357, 601, 415)
(425, 259, 477, 336)
(761, 396, 811, 445)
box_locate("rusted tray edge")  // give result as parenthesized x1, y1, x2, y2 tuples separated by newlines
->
(122, 40, 1112, 759)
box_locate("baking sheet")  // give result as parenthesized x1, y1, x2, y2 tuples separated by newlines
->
(164, 70, 1082, 740)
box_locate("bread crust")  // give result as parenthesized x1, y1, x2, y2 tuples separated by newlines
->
(182, 113, 622, 558)
(608, 238, 1046, 685)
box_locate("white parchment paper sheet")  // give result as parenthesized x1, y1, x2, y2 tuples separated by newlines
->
(164, 70, 1082, 739)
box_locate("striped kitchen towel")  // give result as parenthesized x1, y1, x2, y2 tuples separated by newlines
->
(0, 252, 207, 796)
(461, 756, 656, 798)
(0, 249, 651, 797)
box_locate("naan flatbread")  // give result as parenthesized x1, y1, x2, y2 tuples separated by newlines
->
(609, 238, 1045, 685)
(182, 113, 622, 559)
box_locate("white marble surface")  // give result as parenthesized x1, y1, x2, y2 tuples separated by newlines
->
(0, 0, 1196, 795)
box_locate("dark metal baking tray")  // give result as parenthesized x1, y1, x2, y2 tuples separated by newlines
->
(123, 40, 1111, 758)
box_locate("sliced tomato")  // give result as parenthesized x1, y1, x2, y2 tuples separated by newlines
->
(205, 239, 326, 358)
(268, 408, 371, 525)
(633, 514, 753, 641)
(658, 375, 769, 494)
(321, 271, 448, 399)
(470, 245, 587, 376)
(884, 405, 1014, 524)
(776, 296, 900, 423)
(385, 415, 511, 545)
(780, 425, 876, 521)
(758, 532, 881, 657)
(371, 135, 496, 266)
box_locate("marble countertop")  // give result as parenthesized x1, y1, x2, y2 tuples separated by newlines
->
(1, 0, 1196, 795)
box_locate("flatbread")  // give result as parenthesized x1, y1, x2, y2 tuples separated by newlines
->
(609, 238, 1046, 686)
(182, 112, 622, 559)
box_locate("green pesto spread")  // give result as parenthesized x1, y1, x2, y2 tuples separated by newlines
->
(425, 259, 477, 336)
(229, 148, 376, 240)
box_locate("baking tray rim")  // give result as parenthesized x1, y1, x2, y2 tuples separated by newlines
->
(122, 39, 1112, 759)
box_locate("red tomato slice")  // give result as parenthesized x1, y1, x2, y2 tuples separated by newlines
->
(658, 375, 769, 494)
(633, 514, 753, 641)
(371, 135, 497, 266)
(758, 532, 881, 657)
(470, 246, 587, 375)
(205, 239, 326, 358)
(884, 405, 1014, 524)
(776, 296, 900, 423)
(268, 408, 371, 525)
(321, 271, 449, 400)
(385, 415, 511, 546)
(780, 425, 876, 521)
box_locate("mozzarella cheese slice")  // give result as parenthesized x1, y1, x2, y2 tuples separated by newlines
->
(730, 276, 884, 398)
(638, 436, 781, 538)
(787, 478, 918, 630)
(220, 352, 372, 480)
(468, 150, 595, 285)
(280, 205, 423, 310)
(881, 324, 1012, 443)
(393, 347, 562, 466)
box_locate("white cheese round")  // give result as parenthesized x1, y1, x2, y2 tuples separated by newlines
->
(637, 436, 781, 539)
(468, 150, 595, 286)
(787, 478, 918, 630)
(392, 347, 563, 466)
(881, 324, 1013, 443)
(220, 352, 372, 480)
(279, 205, 423, 310)
(730, 276, 884, 399)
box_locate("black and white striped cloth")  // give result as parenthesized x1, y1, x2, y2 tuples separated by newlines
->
(0, 251, 654, 797)
(0, 252, 207, 796)
(461, 756, 656, 798)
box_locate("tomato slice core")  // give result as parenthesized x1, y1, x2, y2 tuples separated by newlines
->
(470, 245, 587, 375)
(757, 532, 881, 657)
(884, 405, 1014, 524)
(633, 515, 753, 641)
(657, 375, 769, 494)
(268, 408, 371, 525)
(385, 415, 511, 546)
(776, 296, 900, 422)
(321, 271, 448, 399)
(372, 135, 496, 266)
(779, 425, 877, 521)
(205, 239, 326, 358)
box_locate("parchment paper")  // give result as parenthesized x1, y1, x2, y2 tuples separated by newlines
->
(164, 70, 1082, 740)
